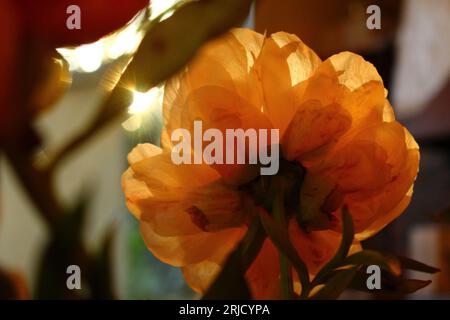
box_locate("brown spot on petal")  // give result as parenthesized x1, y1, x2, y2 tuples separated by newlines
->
(186, 206, 209, 231)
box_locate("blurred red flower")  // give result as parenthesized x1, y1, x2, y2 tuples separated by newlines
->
(22, 0, 149, 47)
(0, 0, 148, 141)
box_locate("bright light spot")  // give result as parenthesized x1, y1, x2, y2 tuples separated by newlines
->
(123, 87, 163, 132)
(56, 48, 77, 71)
(73, 42, 104, 73)
(151, 0, 180, 19)
(104, 22, 144, 60)
(128, 87, 162, 115)
(122, 114, 143, 132)
(106, 29, 143, 60)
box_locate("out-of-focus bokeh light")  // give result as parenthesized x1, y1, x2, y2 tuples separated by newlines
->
(150, 0, 180, 19)
(57, 16, 144, 73)
(73, 41, 104, 73)
(105, 26, 143, 60)
(122, 87, 163, 132)
(128, 88, 162, 115)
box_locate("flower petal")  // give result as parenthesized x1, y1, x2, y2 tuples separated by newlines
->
(282, 99, 351, 161)
(300, 121, 419, 235)
(169, 85, 274, 185)
(285, 55, 386, 163)
(123, 144, 250, 235)
(140, 221, 246, 267)
(328, 51, 383, 91)
(163, 29, 265, 149)
(253, 32, 321, 135)
(245, 239, 281, 299)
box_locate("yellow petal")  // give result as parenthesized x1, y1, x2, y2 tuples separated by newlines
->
(253, 32, 321, 135)
(287, 57, 386, 163)
(282, 100, 351, 161)
(127, 143, 162, 165)
(172, 85, 273, 185)
(123, 144, 251, 236)
(271, 32, 321, 86)
(300, 121, 419, 235)
(140, 221, 245, 267)
(182, 260, 221, 293)
(356, 189, 412, 240)
(328, 51, 383, 91)
(163, 29, 265, 151)
(246, 238, 281, 299)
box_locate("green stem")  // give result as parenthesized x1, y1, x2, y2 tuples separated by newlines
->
(273, 190, 295, 299)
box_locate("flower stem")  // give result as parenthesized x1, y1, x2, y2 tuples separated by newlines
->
(273, 191, 295, 299)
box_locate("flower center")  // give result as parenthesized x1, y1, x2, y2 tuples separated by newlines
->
(239, 157, 305, 220)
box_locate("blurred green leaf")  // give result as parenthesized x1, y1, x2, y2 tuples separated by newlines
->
(390, 279, 432, 295)
(341, 250, 402, 277)
(127, 0, 253, 91)
(348, 269, 432, 296)
(311, 267, 359, 300)
(395, 255, 440, 274)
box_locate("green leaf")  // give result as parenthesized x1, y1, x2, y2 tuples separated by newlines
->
(272, 193, 295, 299)
(311, 267, 359, 300)
(340, 250, 402, 277)
(126, 0, 253, 91)
(395, 255, 440, 274)
(311, 206, 354, 287)
(336, 206, 355, 260)
(393, 279, 432, 294)
(240, 217, 267, 271)
(348, 269, 433, 296)
(203, 217, 265, 300)
(339, 249, 438, 278)
(259, 208, 310, 297)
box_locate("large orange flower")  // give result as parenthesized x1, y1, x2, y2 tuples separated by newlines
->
(122, 28, 419, 298)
